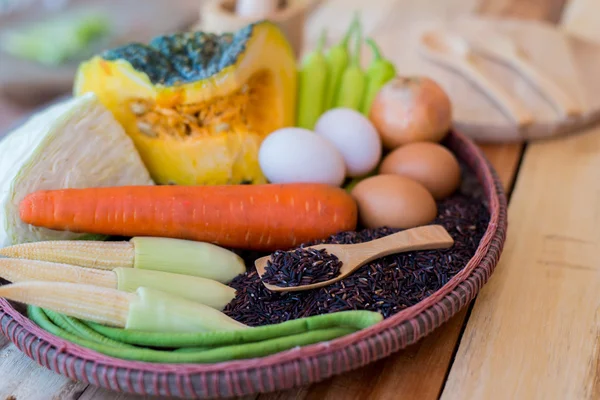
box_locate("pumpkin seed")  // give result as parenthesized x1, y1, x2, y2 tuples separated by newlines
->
(137, 121, 158, 138)
(155, 107, 178, 117)
(130, 101, 148, 115)
(215, 123, 230, 133)
(181, 114, 198, 124)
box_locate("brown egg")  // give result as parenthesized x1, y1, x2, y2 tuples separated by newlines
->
(350, 174, 437, 229)
(379, 142, 461, 199)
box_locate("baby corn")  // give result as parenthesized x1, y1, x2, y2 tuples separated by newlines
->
(0, 240, 133, 269)
(0, 258, 236, 311)
(0, 258, 117, 287)
(0, 281, 132, 327)
(0, 236, 246, 283)
(0, 281, 248, 333)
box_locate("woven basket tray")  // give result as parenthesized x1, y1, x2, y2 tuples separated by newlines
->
(0, 129, 507, 399)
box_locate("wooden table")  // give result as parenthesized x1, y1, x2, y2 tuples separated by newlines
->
(0, 0, 596, 398)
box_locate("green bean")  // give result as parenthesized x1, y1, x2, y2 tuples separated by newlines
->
(83, 309, 383, 348)
(28, 307, 359, 364)
(173, 346, 213, 353)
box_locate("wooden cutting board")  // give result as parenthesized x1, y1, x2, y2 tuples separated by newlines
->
(367, 16, 600, 142)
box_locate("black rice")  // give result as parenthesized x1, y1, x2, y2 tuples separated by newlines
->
(262, 248, 342, 287)
(224, 165, 490, 327)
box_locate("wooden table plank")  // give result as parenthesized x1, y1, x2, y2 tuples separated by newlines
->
(478, 143, 524, 192)
(0, 343, 87, 400)
(78, 384, 260, 400)
(442, 125, 600, 400)
(77, 387, 255, 400)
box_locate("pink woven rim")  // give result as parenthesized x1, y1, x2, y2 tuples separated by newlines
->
(0, 130, 507, 399)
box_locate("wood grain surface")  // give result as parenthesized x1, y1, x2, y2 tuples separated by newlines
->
(442, 113, 600, 400)
(0, 0, 580, 399)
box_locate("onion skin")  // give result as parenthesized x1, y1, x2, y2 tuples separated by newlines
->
(368, 76, 452, 149)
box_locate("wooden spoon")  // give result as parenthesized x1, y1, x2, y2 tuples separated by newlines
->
(255, 224, 454, 293)
(417, 29, 534, 127)
(466, 30, 581, 117)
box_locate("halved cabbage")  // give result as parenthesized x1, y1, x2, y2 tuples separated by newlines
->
(0, 92, 154, 247)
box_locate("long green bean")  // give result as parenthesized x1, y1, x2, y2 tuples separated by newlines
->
(80, 309, 382, 348)
(28, 306, 362, 364)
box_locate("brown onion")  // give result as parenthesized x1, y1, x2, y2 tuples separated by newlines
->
(369, 76, 452, 149)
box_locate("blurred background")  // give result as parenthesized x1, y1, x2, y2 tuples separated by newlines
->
(0, 0, 201, 105)
(0, 0, 325, 131)
(1, 0, 596, 139)
(0, 0, 210, 134)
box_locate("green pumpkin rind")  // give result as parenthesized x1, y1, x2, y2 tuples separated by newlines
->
(101, 25, 254, 86)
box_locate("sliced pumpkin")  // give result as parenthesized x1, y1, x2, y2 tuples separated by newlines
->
(73, 21, 297, 185)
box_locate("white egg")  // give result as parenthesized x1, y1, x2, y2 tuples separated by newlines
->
(314, 108, 382, 177)
(258, 127, 346, 186)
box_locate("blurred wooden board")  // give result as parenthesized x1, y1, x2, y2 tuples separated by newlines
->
(305, 0, 480, 40)
(560, 0, 600, 44)
(0, 0, 199, 102)
(373, 17, 600, 142)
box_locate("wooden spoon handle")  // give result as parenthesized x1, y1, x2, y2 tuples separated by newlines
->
(456, 61, 534, 126)
(509, 57, 582, 117)
(354, 225, 454, 264)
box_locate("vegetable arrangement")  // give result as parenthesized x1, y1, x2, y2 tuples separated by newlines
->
(0, 14, 472, 366)
(0, 239, 383, 361)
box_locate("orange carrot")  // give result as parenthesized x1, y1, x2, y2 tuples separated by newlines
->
(19, 184, 358, 251)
